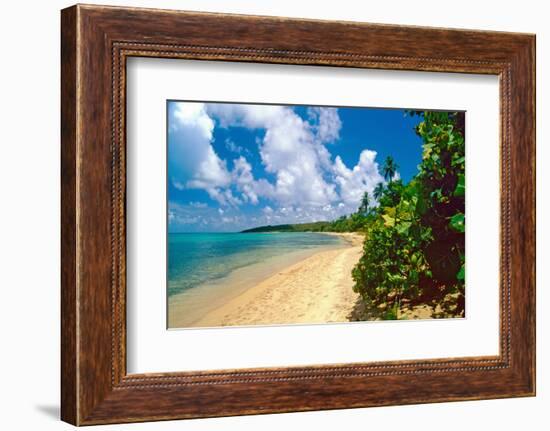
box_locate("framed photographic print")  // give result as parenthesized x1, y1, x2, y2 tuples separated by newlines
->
(61, 4, 536, 425)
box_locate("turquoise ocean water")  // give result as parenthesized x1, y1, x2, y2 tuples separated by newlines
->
(168, 232, 345, 297)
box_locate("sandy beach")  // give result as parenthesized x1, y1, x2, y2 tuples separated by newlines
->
(169, 232, 365, 328)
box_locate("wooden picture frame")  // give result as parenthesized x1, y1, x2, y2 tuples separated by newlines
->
(61, 4, 536, 425)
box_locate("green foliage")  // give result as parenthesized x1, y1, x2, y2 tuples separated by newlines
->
(352, 181, 432, 306)
(382, 156, 399, 183)
(358, 191, 371, 216)
(328, 212, 373, 232)
(373, 182, 385, 200)
(352, 111, 466, 318)
(449, 213, 465, 233)
(457, 264, 465, 281)
(454, 174, 465, 197)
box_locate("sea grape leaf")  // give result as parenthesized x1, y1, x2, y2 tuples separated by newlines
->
(452, 156, 466, 166)
(449, 212, 465, 233)
(382, 214, 395, 227)
(396, 221, 412, 235)
(454, 174, 465, 197)
(457, 264, 465, 281)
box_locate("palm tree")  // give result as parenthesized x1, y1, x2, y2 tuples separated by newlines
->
(373, 182, 385, 201)
(382, 156, 398, 183)
(358, 191, 370, 214)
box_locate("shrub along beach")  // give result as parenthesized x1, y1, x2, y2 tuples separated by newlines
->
(168, 111, 465, 327)
(353, 111, 466, 320)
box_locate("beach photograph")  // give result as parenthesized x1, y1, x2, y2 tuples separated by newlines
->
(167, 101, 466, 328)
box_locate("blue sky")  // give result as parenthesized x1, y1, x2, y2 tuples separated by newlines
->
(167, 101, 423, 232)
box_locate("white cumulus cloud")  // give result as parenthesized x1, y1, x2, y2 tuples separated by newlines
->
(205, 103, 338, 208)
(168, 102, 232, 205)
(332, 149, 385, 211)
(307, 107, 342, 143)
(168, 101, 394, 228)
(232, 156, 275, 205)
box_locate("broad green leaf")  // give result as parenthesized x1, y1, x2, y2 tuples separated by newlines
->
(452, 156, 466, 166)
(449, 212, 465, 233)
(454, 174, 465, 197)
(457, 264, 465, 281)
(384, 207, 396, 217)
(396, 221, 412, 235)
(382, 214, 395, 227)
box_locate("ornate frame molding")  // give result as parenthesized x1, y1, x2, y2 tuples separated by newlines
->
(61, 5, 535, 425)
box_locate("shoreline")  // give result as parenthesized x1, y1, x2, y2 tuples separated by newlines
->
(320, 231, 365, 246)
(168, 232, 365, 328)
